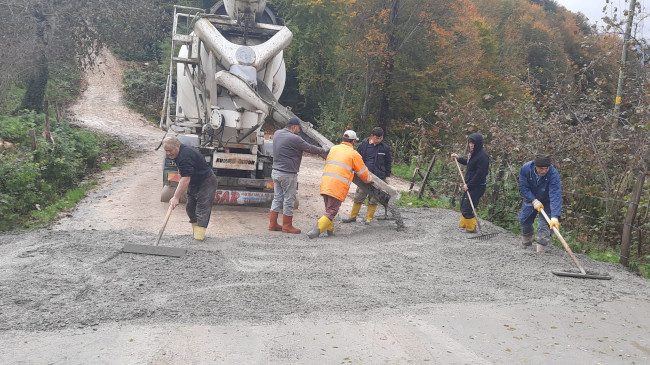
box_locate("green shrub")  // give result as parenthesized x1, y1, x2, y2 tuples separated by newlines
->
(0, 84, 26, 114)
(45, 62, 82, 110)
(123, 64, 167, 122)
(0, 112, 126, 231)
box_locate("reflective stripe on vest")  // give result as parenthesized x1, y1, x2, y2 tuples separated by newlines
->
(322, 172, 352, 185)
(326, 160, 354, 173)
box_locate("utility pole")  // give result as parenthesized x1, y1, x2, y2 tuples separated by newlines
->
(612, 0, 637, 141)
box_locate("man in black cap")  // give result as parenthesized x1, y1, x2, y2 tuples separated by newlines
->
(518, 154, 562, 252)
(269, 117, 330, 234)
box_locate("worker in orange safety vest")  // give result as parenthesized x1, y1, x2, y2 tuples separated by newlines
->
(307, 130, 373, 238)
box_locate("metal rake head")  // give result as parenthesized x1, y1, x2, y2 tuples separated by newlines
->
(467, 232, 499, 240)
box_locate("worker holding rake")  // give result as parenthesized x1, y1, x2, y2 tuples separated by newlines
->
(163, 136, 219, 241)
(518, 154, 563, 252)
(451, 133, 490, 233)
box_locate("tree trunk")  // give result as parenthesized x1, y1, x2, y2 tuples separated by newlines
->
(620, 168, 646, 267)
(377, 0, 399, 134)
(489, 153, 508, 214)
(612, 0, 637, 141)
(18, 55, 49, 113)
(361, 60, 371, 128)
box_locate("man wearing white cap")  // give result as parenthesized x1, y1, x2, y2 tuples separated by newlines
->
(308, 130, 373, 238)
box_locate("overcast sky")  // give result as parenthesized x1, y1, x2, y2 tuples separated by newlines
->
(555, 0, 648, 39)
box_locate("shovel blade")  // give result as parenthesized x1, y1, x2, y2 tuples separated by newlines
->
(122, 243, 186, 258)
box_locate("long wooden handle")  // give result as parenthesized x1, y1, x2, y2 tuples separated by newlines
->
(539, 209, 586, 274)
(454, 158, 481, 231)
(154, 205, 174, 246)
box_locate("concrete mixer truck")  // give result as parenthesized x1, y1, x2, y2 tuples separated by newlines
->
(159, 1, 403, 227)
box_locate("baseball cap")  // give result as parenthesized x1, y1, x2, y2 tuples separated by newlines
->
(343, 130, 358, 141)
(287, 117, 301, 126)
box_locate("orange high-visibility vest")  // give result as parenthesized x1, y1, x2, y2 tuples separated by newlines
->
(320, 142, 372, 201)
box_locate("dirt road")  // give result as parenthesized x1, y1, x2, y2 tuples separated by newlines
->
(1, 49, 649, 364)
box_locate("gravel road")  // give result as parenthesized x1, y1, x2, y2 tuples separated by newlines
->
(1, 49, 649, 365)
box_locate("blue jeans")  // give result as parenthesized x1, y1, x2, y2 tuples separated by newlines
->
(519, 201, 551, 246)
(270, 170, 298, 216)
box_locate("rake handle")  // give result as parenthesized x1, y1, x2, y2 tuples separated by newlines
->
(154, 205, 174, 247)
(453, 158, 481, 232)
(539, 209, 586, 275)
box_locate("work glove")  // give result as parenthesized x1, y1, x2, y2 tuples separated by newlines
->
(532, 199, 544, 212)
(549, 217, 560, 231)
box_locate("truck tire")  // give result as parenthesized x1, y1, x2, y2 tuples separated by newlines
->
(160, 185, 175, 202)
(160, 185, 187, 203)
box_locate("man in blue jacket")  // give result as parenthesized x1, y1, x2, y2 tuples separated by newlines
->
(518, 154, 562, 252)
(451, 133, 489, 233)
(342, 127, 392, 224)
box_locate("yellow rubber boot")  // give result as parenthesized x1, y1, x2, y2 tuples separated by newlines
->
(192, 222, 198, 234)
(465, 217, 476, 233)
(308, 216, 331, 239)
(194, 226, 206, 240)
(326, 219, 335, 236)
(459, 215, 467, 229)
(342, 203, 362, 223)
(365, 204, 378, 224)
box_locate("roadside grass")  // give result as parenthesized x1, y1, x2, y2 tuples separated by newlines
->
(391, 162, 649, 279)
(26, 181, 98, 229)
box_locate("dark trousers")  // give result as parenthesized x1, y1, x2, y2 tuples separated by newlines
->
(461, 185, 486, 219)
(186, 174, 218, 227)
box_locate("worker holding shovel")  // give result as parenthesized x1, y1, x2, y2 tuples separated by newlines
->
(451, 133, 490, 233)
(518, 154, 562, 252)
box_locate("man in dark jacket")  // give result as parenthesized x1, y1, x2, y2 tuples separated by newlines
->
(451, 132, 489, 233)
(342, 127, 392, 224)
(518, 154, 562, 252)
(269, 117, 330, 234)
(163, 136, 219, 240)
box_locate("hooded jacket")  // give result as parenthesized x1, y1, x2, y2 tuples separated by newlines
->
(457, 133, 489, 187)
